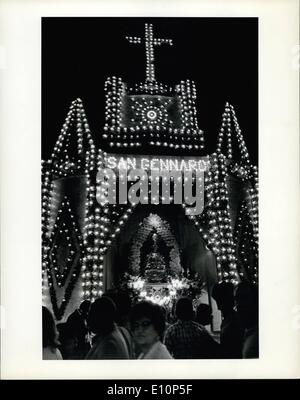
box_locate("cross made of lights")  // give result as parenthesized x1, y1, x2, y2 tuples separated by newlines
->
(126, 23, 173, 83)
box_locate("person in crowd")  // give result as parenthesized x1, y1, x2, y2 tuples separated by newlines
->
(164, 297, 219, 359)
(104, 289, 134, 358)
(130, 301, 172, 359)
(160, 305, 171, 332)
(42, 306, 63, 360)
(104, 289, 132, 330)
(66, 300, 91, 359)
(85, 296, 131, 359)
(196, 303, 213, 328)
(57, 322, 80, 360)
(212, 281, 244, 358)
(235, 281, 259, 358)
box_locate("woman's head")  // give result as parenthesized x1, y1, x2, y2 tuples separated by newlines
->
(88, 296, 116, 335)
(130, 301, 166, 348)
(42, 306, 59, 349)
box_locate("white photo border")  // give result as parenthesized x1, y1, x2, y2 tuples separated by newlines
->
(0, 0, 299, 379)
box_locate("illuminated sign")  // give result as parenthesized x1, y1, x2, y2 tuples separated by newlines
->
(105, 154, 210, 172)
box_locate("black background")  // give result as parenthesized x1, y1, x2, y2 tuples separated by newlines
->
(1, 379, 298, 395)
(42, 17, 258, 164)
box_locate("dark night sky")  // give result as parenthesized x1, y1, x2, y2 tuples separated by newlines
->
(42, 17, 258, 164)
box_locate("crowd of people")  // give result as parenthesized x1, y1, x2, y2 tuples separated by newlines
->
(42, 281, 258, 360)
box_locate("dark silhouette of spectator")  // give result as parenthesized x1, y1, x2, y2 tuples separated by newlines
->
(57, 323, 80, 360)
(104, 289, 134, 357)
(104, 289, 132, 330)
(164, 297, 219, 359)
(42, 306, 63, 360)
(196, 303, 213, 327)
(130, 301, 172, 359)
(85, 296, 131, 359)
(212, 281, 244, 358)
(66, 300, 91, 359)
(235, 282, 258, 358)
(160, 305, 171, 332)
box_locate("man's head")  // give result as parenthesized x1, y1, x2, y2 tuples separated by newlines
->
(175, 297, 194, 321)
(235, 282, 258, 328)
(211, 281, 235, 313)
(79, 300, 91, 317)
(196, 303, 212, 326)
(87, 297, 116, 335)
